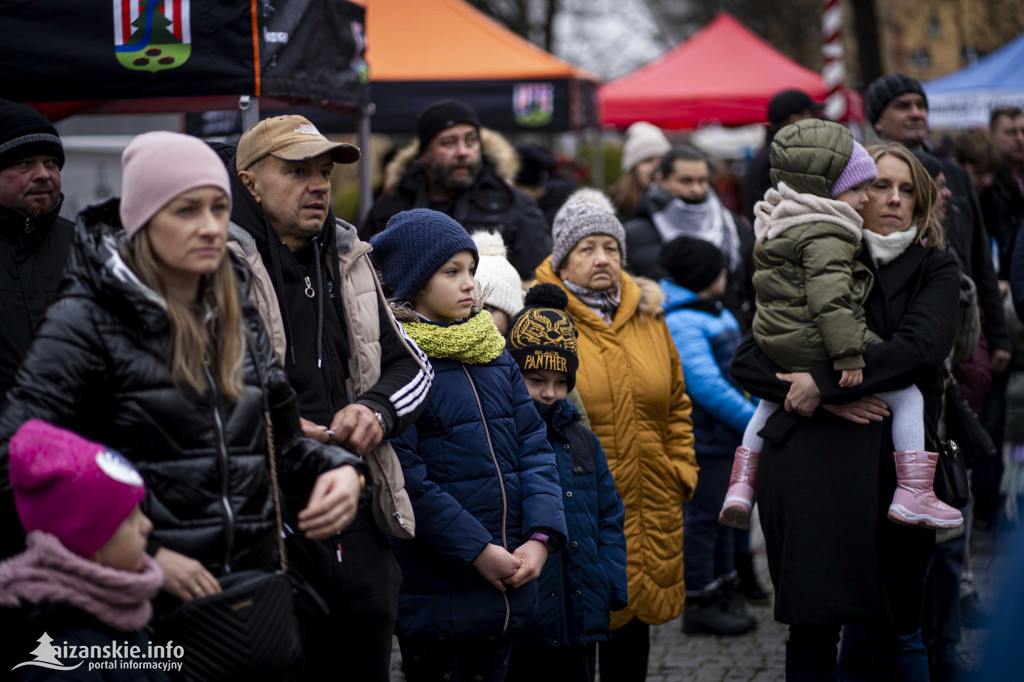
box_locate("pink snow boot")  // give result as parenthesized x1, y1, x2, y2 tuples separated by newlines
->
(887, 450, 964, 528)
(719, 446, 760, 529)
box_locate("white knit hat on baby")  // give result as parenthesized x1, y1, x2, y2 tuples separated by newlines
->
(472, 231, 524, 319)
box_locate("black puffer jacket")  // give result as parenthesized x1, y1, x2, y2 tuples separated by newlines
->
(0, 199, 365, 571)
(0, 196, 74, 404)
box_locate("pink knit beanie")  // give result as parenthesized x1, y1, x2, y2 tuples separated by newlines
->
(830, 141, 877, 198)
(119, 131, 232, 239)
(9, 420, 146, 558)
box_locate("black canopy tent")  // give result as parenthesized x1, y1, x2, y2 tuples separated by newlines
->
(0, 0, 373, 213)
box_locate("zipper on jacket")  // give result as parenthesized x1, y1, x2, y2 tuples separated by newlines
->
(460, 365, 511, 634)
(204, 366, 236, 574)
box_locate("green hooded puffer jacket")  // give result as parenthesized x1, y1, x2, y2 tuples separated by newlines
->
(752, 119, 879, 373)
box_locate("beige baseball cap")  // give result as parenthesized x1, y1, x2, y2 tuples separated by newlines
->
(235, 115, 360, 171)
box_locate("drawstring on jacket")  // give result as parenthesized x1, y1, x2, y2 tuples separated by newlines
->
(312, 238, 325, 369)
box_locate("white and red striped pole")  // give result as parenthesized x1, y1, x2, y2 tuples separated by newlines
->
(822, 0, 848, 121)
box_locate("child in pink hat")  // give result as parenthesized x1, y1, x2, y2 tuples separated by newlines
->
(0, 419, 169, 679)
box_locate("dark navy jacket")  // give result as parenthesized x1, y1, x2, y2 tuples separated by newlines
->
(662, 279, 756, 458)
(389, 339, 566, 639)
(516, 399, 627, 647)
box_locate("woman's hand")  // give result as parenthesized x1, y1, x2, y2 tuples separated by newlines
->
(472, 543, 522, 592)
(502, 540, 549, 589)
(297, 465, 362, 540)
(822, 396, 891, 425)
(777, 372, 821, 416)
(155, 547, 222, 602)
(300, 417, 331, 444)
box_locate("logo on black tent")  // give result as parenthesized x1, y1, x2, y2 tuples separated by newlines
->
(113, 0, 192, 72)
(513, 83, 555, 127)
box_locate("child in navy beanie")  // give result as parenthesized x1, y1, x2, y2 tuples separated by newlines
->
(371, 208, 567, 682)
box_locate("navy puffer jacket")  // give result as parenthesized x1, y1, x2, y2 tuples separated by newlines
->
(517, 399, 627, 647)
(389, 343, 566, 639)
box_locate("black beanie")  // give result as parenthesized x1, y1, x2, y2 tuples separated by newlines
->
(0, 99, 64, 170)
(416, 99, 481, 151)
(864, 73, 928, 126)
(660, 236, 725, 293)
(508, 284, 580, 391)
(515, 143, 557, 187)
(911, 150, 942, 180)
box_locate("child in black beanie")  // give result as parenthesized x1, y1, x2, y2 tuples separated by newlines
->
(505, 284, 627, 682)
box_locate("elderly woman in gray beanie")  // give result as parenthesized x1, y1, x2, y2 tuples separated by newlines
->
(535, 189, 697, 682)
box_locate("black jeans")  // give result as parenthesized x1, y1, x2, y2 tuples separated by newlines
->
(507, 642, 597, 682)
(287, 503, 402, 682)
(399, 633, 514, 682)
(598, 617, 650, 682)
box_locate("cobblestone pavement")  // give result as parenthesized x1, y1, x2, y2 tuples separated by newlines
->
(390, 522, 1013, 681)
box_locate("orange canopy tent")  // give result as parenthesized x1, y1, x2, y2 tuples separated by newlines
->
(600, 13, 863, 130)
(358, 0, 600, 131)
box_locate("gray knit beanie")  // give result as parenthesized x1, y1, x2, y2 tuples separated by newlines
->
(864, 73, 928, 125)
(551, 200, 627, 271)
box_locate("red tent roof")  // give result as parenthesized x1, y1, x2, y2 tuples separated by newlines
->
(600, 13, 856, 129)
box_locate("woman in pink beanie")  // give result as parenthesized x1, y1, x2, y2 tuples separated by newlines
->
(0, 419, 171, 680)
(0, 132, 367, 630)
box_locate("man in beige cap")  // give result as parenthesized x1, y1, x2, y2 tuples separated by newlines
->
(225, 115, 431, 681)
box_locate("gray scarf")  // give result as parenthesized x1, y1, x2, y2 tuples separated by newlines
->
(651, 188, 742, 272)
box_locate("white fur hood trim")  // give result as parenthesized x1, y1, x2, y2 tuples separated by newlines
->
(753, 181, 864, 243)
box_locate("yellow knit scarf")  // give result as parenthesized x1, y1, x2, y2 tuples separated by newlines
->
(401, 311, 506, 364)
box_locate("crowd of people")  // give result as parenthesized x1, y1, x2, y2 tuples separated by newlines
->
(0, 65, 1022, 682)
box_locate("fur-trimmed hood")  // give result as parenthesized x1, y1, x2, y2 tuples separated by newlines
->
(382, 128, 520, 194)
(634, 275, 665, 319)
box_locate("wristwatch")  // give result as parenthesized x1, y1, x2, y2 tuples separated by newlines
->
(372, 410, 387, 436)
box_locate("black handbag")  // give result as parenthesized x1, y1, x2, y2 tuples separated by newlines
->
(945, 372, 997, 468)
(155, 408, 303, 681)
(932, 436, 971, 510)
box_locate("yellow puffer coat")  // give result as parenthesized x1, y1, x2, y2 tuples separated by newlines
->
(536, 256, 698, 628)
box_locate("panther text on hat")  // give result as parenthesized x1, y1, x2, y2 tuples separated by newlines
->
(235, 115, 361, 171)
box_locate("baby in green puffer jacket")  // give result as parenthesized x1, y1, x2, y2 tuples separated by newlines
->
(718, 119, 962, 532)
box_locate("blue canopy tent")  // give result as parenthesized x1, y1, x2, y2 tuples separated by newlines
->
(923, 31, 1024, 129)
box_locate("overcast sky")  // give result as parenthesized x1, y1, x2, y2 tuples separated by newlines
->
(553, 0, 669, 81)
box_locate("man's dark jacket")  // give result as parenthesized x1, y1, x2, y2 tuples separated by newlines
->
(0, 196, 73, 404)
(625, 187, 755, 330)
(981, 166, 1024, 280)
(942, 159, 1010, 352)
(360, 133, 551, 279)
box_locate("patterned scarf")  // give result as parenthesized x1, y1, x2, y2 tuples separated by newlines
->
(563, 279, 621, 325)
(0, 531, 164, 631)
(401, 310, 506, 364)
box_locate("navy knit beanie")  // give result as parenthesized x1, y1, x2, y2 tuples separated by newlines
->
(864, 73, 928, 126)
(0, 99, 64, 170)
(370, 209, 478, 301)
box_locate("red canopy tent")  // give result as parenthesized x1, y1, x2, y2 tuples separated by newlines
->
(599, 13, 863, 130)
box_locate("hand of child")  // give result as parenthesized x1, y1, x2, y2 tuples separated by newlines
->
(839, 369, 863, 388)
(155, 547, 222, 602)
(502, 540, 549, 589)
(472, 543, 522, 592)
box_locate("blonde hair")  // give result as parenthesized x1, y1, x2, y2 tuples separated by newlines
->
(608, 168, 647, 219)
(120, 230, 246, 401)
(867, 143, 944, 249)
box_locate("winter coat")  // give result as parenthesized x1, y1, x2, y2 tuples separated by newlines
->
(361, 129, 551, 279)
(516, 399, 627, 647)
(942, 159, 1009, 352)
(731, 241, 959, 628)
(0, 198, 366, 572)
(223, 150, 431, 539)
(388, 326, 566, 639)
(535, 258, 698, 629)
(625, 186, 755, 330)
(0, 197, 73, 403)
(3, 604, 169, 681)
(981, 166, 1024, 280)
(751, 183, 878, 372)
(662, 279, 756, 458)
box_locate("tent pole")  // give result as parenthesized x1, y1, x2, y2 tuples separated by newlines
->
(358, 103, 375, 226)
(591, 128, 604, 190)
(239, 95, 260, 132)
